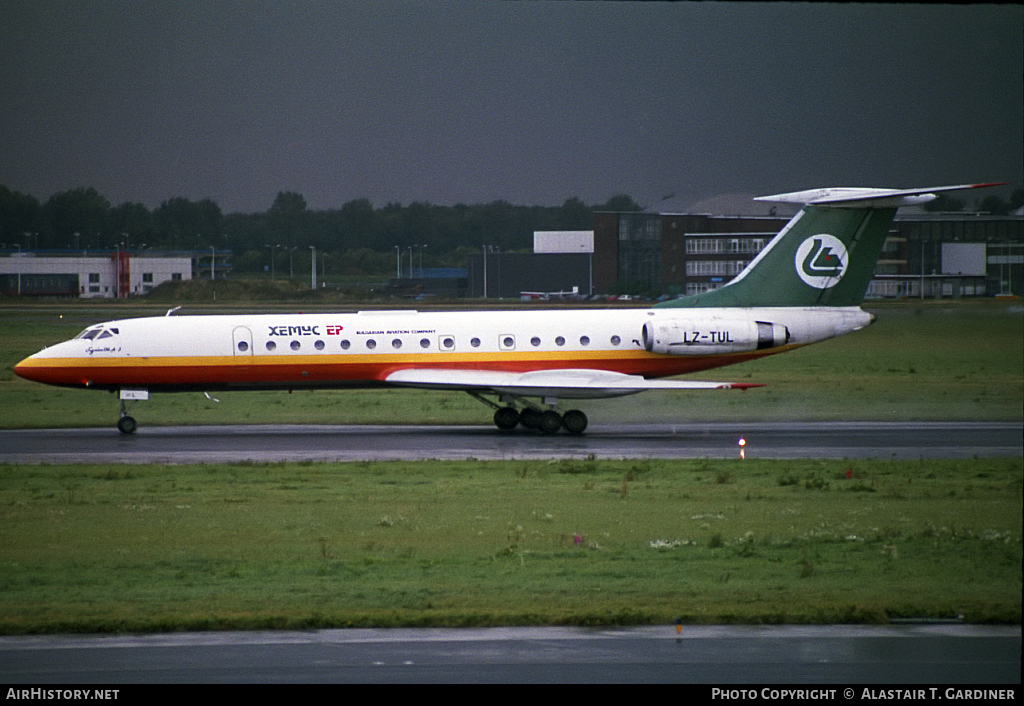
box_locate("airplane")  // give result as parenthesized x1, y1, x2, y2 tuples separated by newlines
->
(14, 182, 1003, 435)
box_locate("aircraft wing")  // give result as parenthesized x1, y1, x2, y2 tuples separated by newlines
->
(384, 368, 763, 400)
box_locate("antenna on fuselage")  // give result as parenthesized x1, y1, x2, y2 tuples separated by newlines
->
(166, 306, 182, 316)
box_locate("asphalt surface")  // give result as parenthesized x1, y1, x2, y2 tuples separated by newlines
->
(1, 625, 1020, 684)
(0, 421, 1020, 464)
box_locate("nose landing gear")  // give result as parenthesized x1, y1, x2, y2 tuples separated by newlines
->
(115, 388, 148, 434)
(117, 412, 138, 435)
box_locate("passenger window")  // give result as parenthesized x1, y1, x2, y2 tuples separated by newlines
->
(440, 336, 455, 350)
(420, 338, 430, 349)
(314, 340, 325, 350)
(610, 335, 621, 346)
(340, 339, 351, 350)
(266, 341, 277, 351)
(392, 339, 402, 349)
(580, 335, 590, 346)
(530, 336, 541, 347)
(290, 341, 301, 351)
(237, 341, 249, 352)
(500, 335, 515, 350)
(555, 336, 565, 346)
(470, 337, 481, 348)
(366, 339, 377, 350)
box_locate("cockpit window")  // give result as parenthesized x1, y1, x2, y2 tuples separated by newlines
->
(75, 326, 117, 340)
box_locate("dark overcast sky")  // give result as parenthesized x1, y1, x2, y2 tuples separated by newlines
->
(2, 1, 1021, 213)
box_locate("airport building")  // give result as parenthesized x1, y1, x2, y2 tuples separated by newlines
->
(3, 211, 1019, 301)
(388, 267, 470, 299)
(593, 210, 1023, 299)
(0, 251, 194, 298)
(420, 211, 1022, 301)
(881, 212, 1022, 298)
(464, 232, 594, 299)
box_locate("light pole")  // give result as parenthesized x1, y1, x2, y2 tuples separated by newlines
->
(268, 244, 278, 280)
(395, 245, 401, 278)
(310, 246, 316, 289)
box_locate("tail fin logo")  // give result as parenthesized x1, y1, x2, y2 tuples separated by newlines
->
(795, 235, 848, 289)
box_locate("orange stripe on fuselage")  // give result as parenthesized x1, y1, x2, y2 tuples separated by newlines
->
(15, 346, 798, 391)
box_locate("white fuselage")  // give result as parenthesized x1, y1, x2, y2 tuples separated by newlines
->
(15, 306, 872, 394)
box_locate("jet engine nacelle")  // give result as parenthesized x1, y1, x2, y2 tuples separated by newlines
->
(642, 319, 790, 355)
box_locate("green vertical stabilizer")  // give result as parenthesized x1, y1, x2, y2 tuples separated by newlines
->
(656, 183, 1002, 310)
(657, 205, 896, 309)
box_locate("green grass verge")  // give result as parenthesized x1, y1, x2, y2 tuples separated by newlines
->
(1, 300, 1021, 428)
(0, 457, 1020, 633)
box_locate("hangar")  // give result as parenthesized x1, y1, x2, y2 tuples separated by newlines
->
(0, 251, 193, 298)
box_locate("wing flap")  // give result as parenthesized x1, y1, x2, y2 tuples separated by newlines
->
(384, 367, 762, 400)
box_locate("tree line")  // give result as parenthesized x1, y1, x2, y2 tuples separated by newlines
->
(0, 185, 643, 277)
(3, 183, 1020, 279)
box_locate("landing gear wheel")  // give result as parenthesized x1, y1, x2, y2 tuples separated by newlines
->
(117, 416, 138, 435)
(519, 407, 541, 430)
(538, 410, 564, 435)
(493, 406, 520, 431)
(562, 409, 588, 435)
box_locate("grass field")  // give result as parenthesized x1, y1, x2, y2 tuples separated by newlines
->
(0, 298, 1020, 633)
(1, 299, 1022, 428)
(0, 457, 1020, 633)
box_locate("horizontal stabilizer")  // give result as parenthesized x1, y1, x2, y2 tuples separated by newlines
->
(385, 368, 762, 400)
(755, 183, 1006, 208)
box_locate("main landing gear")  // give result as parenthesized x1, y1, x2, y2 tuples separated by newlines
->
(469, 392, 588, 435)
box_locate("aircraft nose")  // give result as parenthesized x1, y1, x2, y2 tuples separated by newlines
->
(13, 352, 43, 382)
(13, 347, 76, 386)
(14, 341, 95, 388)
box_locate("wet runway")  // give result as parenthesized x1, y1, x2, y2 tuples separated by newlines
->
(1, 624, 1020, 684)
(0, 421, 1020, 464)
